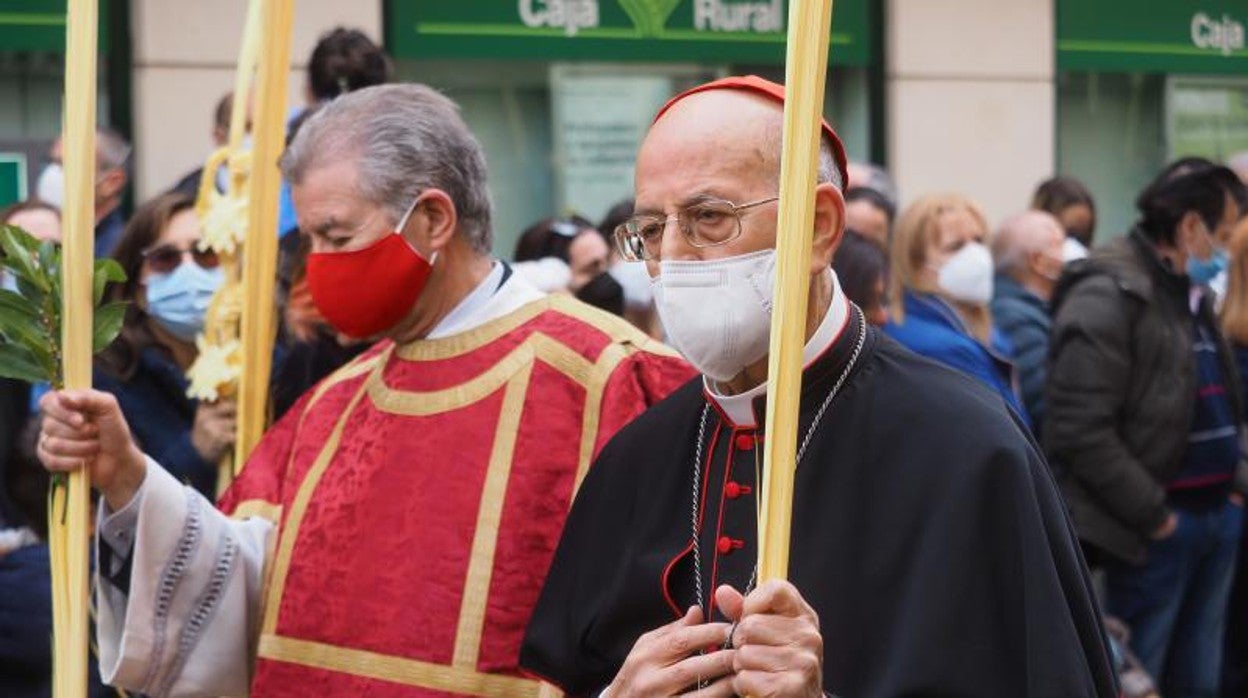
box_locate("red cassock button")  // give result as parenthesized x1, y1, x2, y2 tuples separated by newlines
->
(725, 481, 742, 499)
(735, 433, 755, 451)
(717, 536, 744, 555)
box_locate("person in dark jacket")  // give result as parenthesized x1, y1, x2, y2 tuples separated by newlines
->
(0, 421, 115, 697)
(990, 210, 1065, 430)
(884, 193, 1026, 422)
(1045, 160, 1246, 696)
(95, 192, 235, 499)
(1218, 215, 1248, 697)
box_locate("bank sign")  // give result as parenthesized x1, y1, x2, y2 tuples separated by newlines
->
(386, 0, 870, 66)
(1058, 0, 1247, 74)
(0, 0, 110, 52)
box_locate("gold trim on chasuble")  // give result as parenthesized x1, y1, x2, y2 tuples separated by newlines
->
(229, 499, 283, 524)
(257, 302, 643, 695)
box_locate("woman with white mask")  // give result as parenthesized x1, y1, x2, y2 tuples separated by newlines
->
(94, 192, 234, 498)
(883, 193, 1028, 424)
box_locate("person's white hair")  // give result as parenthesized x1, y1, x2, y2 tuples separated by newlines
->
(96, 127, 131, 173)
(760, 128, 843, 191)
(992, 210, 1062, 277)
(280, 83, 493, 254)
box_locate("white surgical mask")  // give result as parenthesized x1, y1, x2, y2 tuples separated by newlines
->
(937, 241, 993, 305)
(1061, 236, 1089, 263)
(608, 259, 653, 310)
(652, 249, 775, 383)
(35, 163, 65, 208)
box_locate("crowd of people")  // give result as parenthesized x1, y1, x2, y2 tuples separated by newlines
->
(829, 157, 1248, 697)
(2, 22, 1248, 698)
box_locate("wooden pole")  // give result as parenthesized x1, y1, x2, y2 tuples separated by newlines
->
(52, 0, 97, 694)
(236, 0, 294, 464)
(757, 0, 835, 583)
(227, 0, 261, 174)
(196, 0, 262, 496)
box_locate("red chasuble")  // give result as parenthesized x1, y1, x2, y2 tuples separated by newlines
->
(217, 296, 693, 696)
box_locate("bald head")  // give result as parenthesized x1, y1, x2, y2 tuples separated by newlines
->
(993, 210, 1065, 297)
(638, 89, 840, 201)
(639, 90, 785, 197)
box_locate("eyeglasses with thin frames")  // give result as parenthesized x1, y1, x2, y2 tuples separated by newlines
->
(613, 196, 779, 262)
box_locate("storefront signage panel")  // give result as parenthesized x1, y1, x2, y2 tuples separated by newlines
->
(387, 0, 870, 66)
(1167, 77, 1248, 162)
(1058, 1, 1248, 74)
(0, 153, 27, 208)
(0, 0, 110, 53)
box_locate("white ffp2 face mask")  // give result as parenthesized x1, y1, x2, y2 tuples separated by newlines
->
(35, 163, 65, 208)
(937, 241, 994, 305)
(1061, 236, 1089, 263)
(652, 249, 776, 383)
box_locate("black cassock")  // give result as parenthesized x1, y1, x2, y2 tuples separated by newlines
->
(521, 310, 1118, 697)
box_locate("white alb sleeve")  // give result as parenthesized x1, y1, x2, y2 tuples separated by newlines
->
(95, 457, 273, 697)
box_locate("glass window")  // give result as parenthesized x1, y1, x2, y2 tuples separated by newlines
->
(0, 51, 110, 207)
(1057, 71, 1166, 242)
(396, 59, 874, 259)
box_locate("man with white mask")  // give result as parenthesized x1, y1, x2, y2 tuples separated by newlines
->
(991, 210, 1066, 431)
(35, 126, 130, 258)
(521, 76, 1117, 697)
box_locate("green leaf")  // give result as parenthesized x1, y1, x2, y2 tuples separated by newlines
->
(15, 275, 46, 308)
(92, 302, 127, 353)
(0, 300, 43, 349)
(0, 225, 48, 292)
(0, 288, 38, 324)
(37, 240, 58, 277)
(0, 289, 48, 352)
(93, 258, 126, 305)
(0, 340, 51, 384)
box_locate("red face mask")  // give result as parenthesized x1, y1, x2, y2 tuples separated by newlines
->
(306, 200, 434, 338)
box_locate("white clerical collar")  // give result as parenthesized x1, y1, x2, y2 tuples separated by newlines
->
(428, 262, 544, 339)
(704, 269, 850, 428)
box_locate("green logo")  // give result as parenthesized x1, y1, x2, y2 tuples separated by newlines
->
(619, 0, 682, 37)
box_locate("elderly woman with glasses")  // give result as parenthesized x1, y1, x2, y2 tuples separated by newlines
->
(94, 191, 235, 497)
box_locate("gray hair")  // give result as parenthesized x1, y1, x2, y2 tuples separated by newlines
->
(992, 210, 1062, 276)
(96, 127, 131, 172)
(816, 138, 843, 190)
(280, 83, 493, 254)
(760, 126, 843, 191)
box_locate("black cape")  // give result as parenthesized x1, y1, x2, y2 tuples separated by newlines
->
(521, 311, 1118, 696)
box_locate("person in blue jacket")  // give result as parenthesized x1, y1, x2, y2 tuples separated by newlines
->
(94, 192, 235, 499)
(990, 210, 1067, 431)
(884, 193, 1026, 423)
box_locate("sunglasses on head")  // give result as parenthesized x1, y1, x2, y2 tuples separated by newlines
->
(142, 243, 220, 274)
